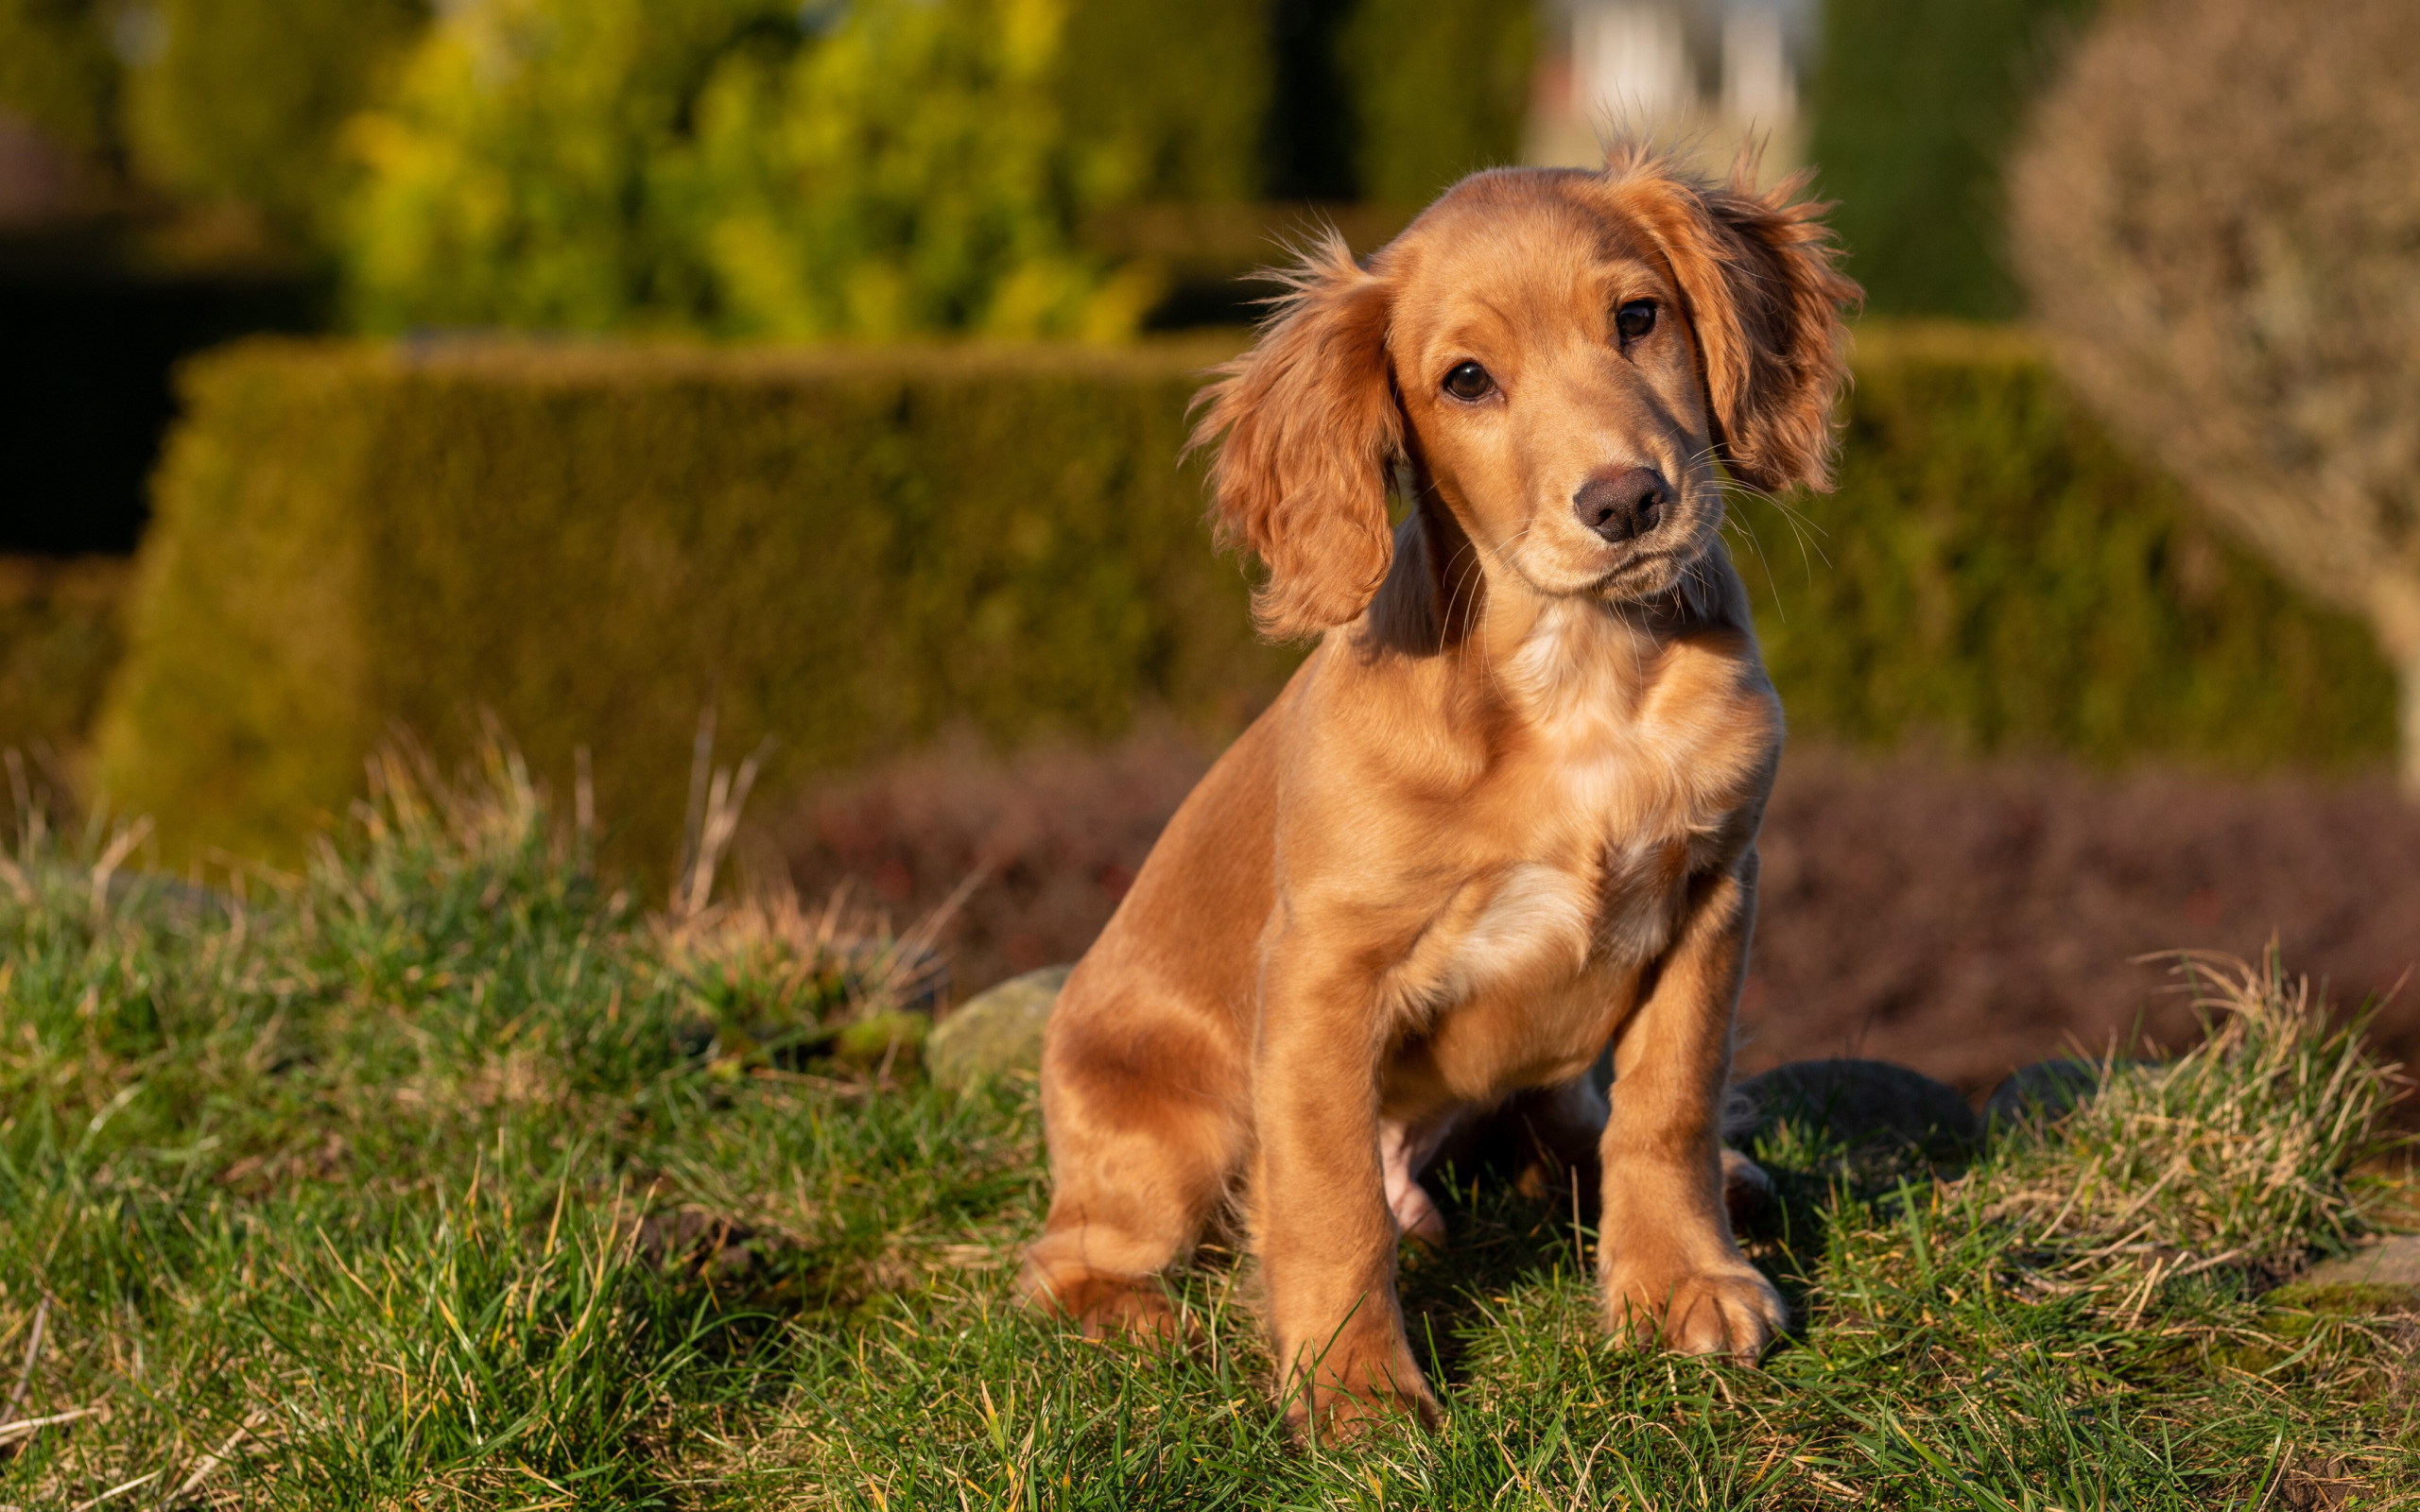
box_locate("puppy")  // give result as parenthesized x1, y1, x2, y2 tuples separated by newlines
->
(1018, 146, 1858, 1437)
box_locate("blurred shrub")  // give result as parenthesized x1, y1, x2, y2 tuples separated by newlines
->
(0, 556, 129, 776)
(96, 325, 2394, 867)
(346, 0, 1143, 339)
(97, 336, 1287, 866)
(342, 0, 783, 333)
(0, 0, 117, 159)
(1742, 324, 2394, 766)
(2010, 0, 2420, 792)
(1056, 0, 1270, 204)
(121, 0, 430, 241)
(1340, 0, 1533, 207)
(1806, 0, 2093, 318)
(667, 0, 1154, 339)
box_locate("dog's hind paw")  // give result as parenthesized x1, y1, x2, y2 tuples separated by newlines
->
(1721, 1147, 1773, 1228)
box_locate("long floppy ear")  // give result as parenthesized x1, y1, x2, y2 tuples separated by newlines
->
(1598, 150, 1860, 495)
(1190, 235, 1400, 641)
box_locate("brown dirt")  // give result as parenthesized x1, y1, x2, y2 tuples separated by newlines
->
(776, 730, 2420, 1111)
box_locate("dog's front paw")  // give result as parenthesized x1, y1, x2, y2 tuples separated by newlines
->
(1281, 1336, 1442, 1443)
(1602, 1260, 1787, 1364)
(1019, 1264, 1192, 1348)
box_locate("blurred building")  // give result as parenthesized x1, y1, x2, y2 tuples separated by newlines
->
(1528, 0, 1818, 182)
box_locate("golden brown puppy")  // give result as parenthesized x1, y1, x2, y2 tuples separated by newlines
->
(1017, 146, 1858, 1437)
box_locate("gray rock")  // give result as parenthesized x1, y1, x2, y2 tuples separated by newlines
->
(1735, 1058, 1979, 1155)
(927, 964, 1071, 1091)
(2299, 1234, 2420, 1290)
(1982, 1057, 2159, 1137)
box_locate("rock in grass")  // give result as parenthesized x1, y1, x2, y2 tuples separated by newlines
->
(1735, 1058, 1979, 1156)
(926, 965, 1070, 1091)
(2297, 1234, 2420, 1291)
(831, 1010, 928, 1074)
(1981, 1057, 2157, 1136)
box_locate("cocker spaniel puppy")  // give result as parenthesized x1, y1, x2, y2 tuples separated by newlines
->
(1021, 145, 1858, 1437)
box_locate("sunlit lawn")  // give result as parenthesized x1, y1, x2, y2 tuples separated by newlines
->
(0, 752, 2412, 1509)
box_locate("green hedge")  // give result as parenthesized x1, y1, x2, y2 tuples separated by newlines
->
(1807, 0, 2096, 318)
(96, 337, 1288, 868)
(1340, 0, 1535, 207)
(95, 324, 2393, 869)
(1741, 323, 2394, 764)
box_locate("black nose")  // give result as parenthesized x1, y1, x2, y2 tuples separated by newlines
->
(1571, 466, 1672, 543)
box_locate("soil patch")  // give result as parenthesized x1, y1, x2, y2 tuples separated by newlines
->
(778, 732, 2420, 1112)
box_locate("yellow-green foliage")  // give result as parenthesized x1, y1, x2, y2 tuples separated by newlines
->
(672, 0, 1153, 339)
(1340, 0, 1535, 206)
(96, 326, 2395, 868)
(0, 0, 116, 158)
(1741, 324, 2394, 765)
(97, 337, 1285, 868)
(345, 0, 1141, 340)
(342, 0, 787, 333)
(121, 0, 429, 241)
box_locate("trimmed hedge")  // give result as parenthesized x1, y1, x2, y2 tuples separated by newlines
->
(96, 324, 2393, 869)
(1741, 323, 2394, 765)
(97, 337, 1288, 868)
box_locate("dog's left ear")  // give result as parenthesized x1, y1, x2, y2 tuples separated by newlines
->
(1599, 158, 1861, 495)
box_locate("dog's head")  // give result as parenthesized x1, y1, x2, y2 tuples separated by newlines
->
(1194, 147, 1859, 640)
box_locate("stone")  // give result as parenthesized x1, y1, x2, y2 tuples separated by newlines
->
(1982, 1057, 2159, 1137)
(1734, 1058, 1979, 1155)
(927, 964, 1071, 1091)
(2298, 1234, 2420, 1290)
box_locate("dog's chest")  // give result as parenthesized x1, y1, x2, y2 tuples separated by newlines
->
(1400, 612, 1772, 1011)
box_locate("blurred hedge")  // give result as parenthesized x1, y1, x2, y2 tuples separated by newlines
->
(0, 555, 130, 776)
(95, 337, 1288, 867)
(1056, 0, 1270, 204)
(1739, 323, 2394, 765)
(1340, 0, 1534, 208)
(95, 325, 2394, 868)
(1807, 0, 2095, 318)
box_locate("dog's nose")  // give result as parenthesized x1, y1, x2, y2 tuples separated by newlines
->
(1571, 467, 1672, 543)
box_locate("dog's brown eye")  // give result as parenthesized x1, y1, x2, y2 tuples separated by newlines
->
(1443, 361, 1495, 401)
(1616, 300, 1657, 341)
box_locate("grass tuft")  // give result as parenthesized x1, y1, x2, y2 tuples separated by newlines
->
(1985, 951, 2406, 1268)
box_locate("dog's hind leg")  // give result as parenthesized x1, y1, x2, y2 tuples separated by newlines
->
(1018, 967, 1249, 1345)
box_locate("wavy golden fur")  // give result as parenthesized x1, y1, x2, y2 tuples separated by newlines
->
(1020, 147, 1858, 1438)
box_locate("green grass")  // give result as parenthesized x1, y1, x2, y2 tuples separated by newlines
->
(0, 754, 2412, 1508)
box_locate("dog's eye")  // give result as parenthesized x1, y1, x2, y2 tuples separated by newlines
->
(1616, 300, 1657, 341)
(1443, 361, 1495, 401)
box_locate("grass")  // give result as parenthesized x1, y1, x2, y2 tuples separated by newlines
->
(0, 750, 2412, 1508)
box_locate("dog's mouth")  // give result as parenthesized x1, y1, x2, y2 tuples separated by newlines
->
(1565, 497, 1722, 602)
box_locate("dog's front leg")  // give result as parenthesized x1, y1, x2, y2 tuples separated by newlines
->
(1598, 855, 1787, 1361)
(1253, 936, 1440, 1439)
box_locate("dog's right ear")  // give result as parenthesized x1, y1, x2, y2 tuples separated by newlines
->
(1190, 236, 1400, 642)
